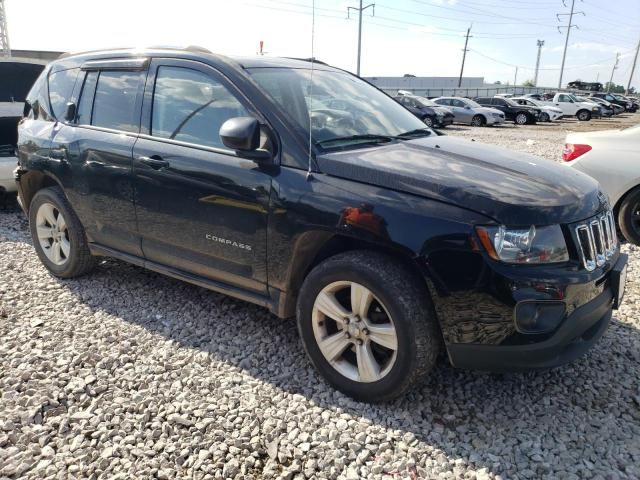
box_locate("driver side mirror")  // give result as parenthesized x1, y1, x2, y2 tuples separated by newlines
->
(219, 117, 272, 162)
(464, 105, 471, 109)
(64, 102, 76, 122)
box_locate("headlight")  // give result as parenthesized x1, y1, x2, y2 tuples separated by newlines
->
(475, 225, 569, 264)
(592, 107, 599, 111)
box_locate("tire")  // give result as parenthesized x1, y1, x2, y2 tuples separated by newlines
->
(540, 112, 550, 122)
(471, 114, 486, 127)
(618, 187, 640, 245)
(423, 116, 434, 128)
(296, 251, 440, 402)
(515, 112, 528, 125)
(29, 187, 97, 278)
(577, 110, 591, 121)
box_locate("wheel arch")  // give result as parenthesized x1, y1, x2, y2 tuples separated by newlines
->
(277, 233, 433, 318)
(16, 170, 65, 213)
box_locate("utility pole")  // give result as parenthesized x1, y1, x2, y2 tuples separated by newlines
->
(534, 40, 544, 86)
(458, 26, 472, 88)
(557, 0, 584, 89)
(514, 66, 518, 86)
(347, 0, 375, 76)
(0, 0, 10, 57)
(607, 52, 620, 92)
(627, 36, 640, 94)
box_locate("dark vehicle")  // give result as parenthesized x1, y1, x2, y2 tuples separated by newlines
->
(567, 81, 602, 92)
(16, 48, 627, 402)
(592, 92, 637, 112)
(393, 94, 454, 128)
(474, 96, 541, 124)
(586, 96, 617, 116)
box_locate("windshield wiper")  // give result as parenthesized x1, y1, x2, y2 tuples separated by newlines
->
(395, 128, 432, 139)
(317, 134, 396, 147)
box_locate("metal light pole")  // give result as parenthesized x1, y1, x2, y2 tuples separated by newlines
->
(534, 40, 544, 86)
(348, 1, 375, 76)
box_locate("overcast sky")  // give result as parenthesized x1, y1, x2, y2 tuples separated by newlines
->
(5, 0, 640, 88)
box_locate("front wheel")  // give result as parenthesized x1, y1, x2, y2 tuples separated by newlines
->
(515, 112, 529, 125)
(296, 251, 440, 402)
(618, 188, 640, 245)
(577, 110, 591, 121)
(29, 187, 96, 278)
(423, 116, 434, 128)
(471, 114, 486, 127)
(540, 112, 550, 122)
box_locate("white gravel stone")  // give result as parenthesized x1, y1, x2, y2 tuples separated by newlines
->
(1, 116, 640, 479)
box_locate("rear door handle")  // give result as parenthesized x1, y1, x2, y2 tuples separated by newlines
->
(138, 155, 169, 170)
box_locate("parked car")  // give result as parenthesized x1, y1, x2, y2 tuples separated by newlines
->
(512, 97, 563, 122)
(613, 94, 639, 112)
(588, 96, 624, 115)
(432, 96, 504, 126)
(524, 93, 543, 101)
(0, 102, 22, 197)
(563, 125, 640, 245)
(543, 93, 601, 121)
(474, 96, 541, 124)
(567, 81, 603, 92)
(394, 94, 454, 128)
(592, 92, 636, 112)
(574, 95, 611, 117)
(16, 48, 627, 401)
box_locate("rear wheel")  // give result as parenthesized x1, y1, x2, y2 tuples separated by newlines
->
(577, 110, 591, 121)
(618, 188, 640, 245)
(471, 114, 485, 127)
(296, 251, 440, 402)
(515, 112, 528, 125)
(29, 187, 96, 278)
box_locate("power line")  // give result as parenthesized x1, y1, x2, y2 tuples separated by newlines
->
(458, 26, 472, 87)
(557, 0, 585, 88)
(347, 1, 375, 76)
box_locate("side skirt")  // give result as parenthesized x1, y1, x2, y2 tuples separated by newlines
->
(89, 243, 281, 315)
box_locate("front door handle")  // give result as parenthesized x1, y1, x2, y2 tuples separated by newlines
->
(138, 155, 170, 170)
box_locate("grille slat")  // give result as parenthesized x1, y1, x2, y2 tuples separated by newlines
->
(575, 210, 617, 271)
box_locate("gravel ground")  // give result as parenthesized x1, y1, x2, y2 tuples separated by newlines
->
(1, 115, 640, 479)
(446, 112, 640, 161)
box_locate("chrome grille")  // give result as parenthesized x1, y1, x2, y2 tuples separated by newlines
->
(575, 211, 617, 271)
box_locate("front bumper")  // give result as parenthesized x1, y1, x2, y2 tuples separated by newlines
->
(441, 253, 627, 372)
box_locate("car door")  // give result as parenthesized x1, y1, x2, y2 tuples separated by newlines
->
(45, 62, 146, 257)
(451, 99, 473, 123)
(132, 58, 272, 294)
(490, 98, 512, 120)
(555, 94, 575, 115)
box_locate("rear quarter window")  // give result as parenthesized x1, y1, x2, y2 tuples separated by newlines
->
(25, 70, 53, 121)
(48, 68, 80, 120)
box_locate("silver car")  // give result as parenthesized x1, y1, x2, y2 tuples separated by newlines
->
(433, 96, 504, 126)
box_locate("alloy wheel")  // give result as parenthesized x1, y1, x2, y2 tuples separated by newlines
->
(35, 202, 70, 265)
(515, 113, 528, 125)
(311, 281, 398, 383)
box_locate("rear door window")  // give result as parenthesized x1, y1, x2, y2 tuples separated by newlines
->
(76, 71, 98, 125)
(48, 68, 80, 120)
(92, 71, 144, 132)
(150, 66, 249, 149)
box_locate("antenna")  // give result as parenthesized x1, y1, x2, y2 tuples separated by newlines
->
(306, 0, 316, 181)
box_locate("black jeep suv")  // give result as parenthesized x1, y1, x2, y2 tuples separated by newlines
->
(16, 48, 627, 402)
(474, 96, 541, 125)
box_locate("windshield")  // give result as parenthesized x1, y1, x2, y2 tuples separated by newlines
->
(248, 68, 429, 150)
(464, 99, 482, 108)
(415, 96, 438, 107)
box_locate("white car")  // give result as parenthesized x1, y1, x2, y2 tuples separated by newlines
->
(512, 97, 563, 122)
(564, 125, 640, 244)
(0, 102, 22, 195)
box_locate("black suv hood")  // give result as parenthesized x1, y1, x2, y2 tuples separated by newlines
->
(317, 136, 604, 225)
